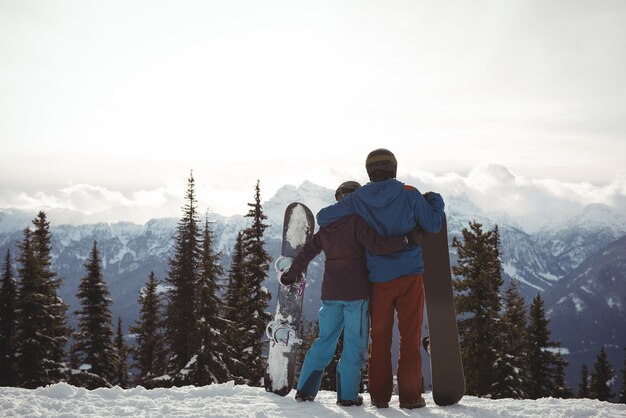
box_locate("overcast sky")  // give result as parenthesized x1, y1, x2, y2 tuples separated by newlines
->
(1, 0, 625, 223)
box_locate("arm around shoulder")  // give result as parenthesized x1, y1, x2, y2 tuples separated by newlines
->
(355, 216, 408, 255)
(316, 194, 357, 227)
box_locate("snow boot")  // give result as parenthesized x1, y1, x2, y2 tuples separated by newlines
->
(336, 395, 363, 407)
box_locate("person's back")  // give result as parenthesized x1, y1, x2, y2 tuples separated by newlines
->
(289, 214, 408, 300)
(281, 180, 416, 407)
(315, 148, 445, 410)
(317, 177, 444, 282)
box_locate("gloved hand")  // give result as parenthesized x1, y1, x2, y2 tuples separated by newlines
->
(280, 269, 297, 286)
(405, 226, 422, 245)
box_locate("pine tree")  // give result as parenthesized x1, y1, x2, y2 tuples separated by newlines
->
(164, 173, 202, 379)
(31, 211, 70, 383)
(114, 318, 129, 388)
(526, 293, 550, 398)
(224, 232, 246, 325)
(579, 364, 590, 398)
(492, 279, 528, 399)
(184, 214, 232, 385)
(526, 293, 562, 399)
(223, 232, 248, 383)
(552, 348, 573, 399)
(16, 213, 70, 388)
(71, 240, 116, 388)
(0, 250, 18, 386)
(618, 347, 626, 404)
(452, 221, 503, 397)
(590, 346, 615, 401)
(16, 227, 47, 387)
(238, 180, 272, 386)
(129, 272, 166, 387)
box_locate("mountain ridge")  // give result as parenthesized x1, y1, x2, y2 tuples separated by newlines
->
(1, 180, 624, 391)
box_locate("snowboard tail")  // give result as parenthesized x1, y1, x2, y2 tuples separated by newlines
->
(422, 214, 465, 406)
(264, 202, 315, 396)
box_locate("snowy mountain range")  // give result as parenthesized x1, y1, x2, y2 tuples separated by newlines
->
(1, 180, 625, 392)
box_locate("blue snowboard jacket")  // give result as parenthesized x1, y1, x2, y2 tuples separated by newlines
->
(316, 178, 445, 283)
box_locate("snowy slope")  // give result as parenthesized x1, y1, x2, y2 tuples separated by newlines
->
(1, 383, 624, 418)
(544, 235, 626, 395)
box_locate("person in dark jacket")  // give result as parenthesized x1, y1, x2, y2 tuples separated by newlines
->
(281, 180, 420, 407)
(316, 149, 444, 409)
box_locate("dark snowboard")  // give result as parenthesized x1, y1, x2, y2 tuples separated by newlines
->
(264, 202, 315, 396)
(422, 214, 465, 406)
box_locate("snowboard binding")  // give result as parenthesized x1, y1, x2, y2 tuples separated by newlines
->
(275, 256, 306, 293)
(275, 256, 295, 287)
(275, 256, 293, 274)
(265, 319, 302, 347)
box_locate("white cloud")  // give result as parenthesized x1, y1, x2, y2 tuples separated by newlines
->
(0, 183, 181, 225)
(1, 165, 625, 232)
(402, 164, 626, 231)
(57, 185, 134, 213)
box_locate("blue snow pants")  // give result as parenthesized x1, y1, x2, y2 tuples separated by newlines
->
(296, 299, 369, 402)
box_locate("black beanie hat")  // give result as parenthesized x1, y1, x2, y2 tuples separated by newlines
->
(335, 180, 361, 201)
(366, 148, 397, 182)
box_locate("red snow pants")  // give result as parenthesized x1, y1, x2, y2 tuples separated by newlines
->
(368, 274, 425, 405)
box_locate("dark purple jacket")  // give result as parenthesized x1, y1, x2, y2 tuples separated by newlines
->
(289, 215, 407, 300)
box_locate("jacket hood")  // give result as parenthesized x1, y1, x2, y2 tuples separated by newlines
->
(354, 178, 404, 208)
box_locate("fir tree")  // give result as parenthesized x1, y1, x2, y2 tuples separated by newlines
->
(579, 364, 590, 398)
(129, 272, 166, 387)
(0, 250, 18, 386)
(16, 227, 47, 387)
(164, 172, 202, 378)
(224, 232, 246, 325)
(590, 346, 615, 401)
(31, 211, 70, 383)
(15, 216, 68, 387)
(618, 347, 626, 404)
(16, 213, 70, 387)
(238, 180, 272, 386)
(452, 221, 503, 397)
(114, 318, 129, 388)
(72, 241, 116, 388)
(492, 279, 528, 399)
(526, 293, 562, 399)
(223, 232, 247, 383)
(552, 348, 573, 399)
(184, 214, 232, 385)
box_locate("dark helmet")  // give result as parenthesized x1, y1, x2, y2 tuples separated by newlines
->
(366, 148, 397, 182)
(334, 180, 361, 201)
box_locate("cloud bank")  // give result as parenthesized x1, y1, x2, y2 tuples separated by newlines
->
(1, 165, 625, 233)
(403, 164, 626, 231)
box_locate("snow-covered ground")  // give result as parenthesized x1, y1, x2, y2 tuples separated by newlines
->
(1, 383, 624, 417)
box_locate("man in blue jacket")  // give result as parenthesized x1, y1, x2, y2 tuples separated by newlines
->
(316, 148, 445, 409)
